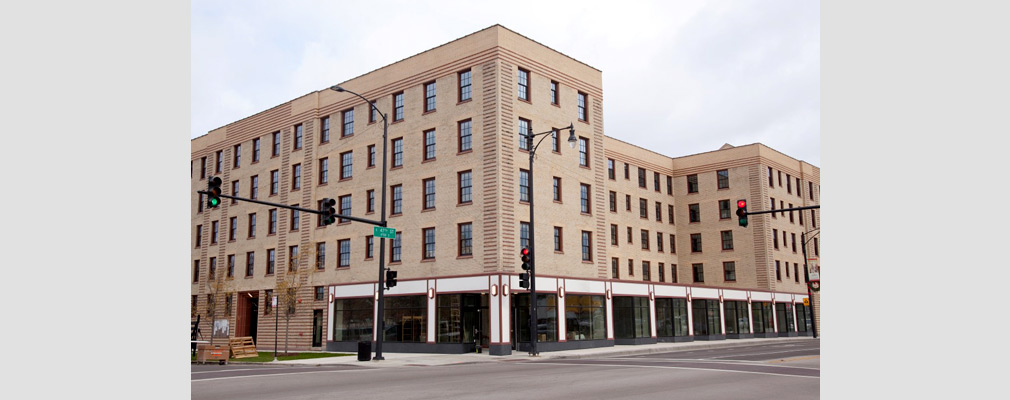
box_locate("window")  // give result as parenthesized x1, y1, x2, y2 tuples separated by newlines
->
(319, 158, 329, 184)
(628, 259, 634, 276)
(367, 145, 376, 168)
(272, 132, 280, 157)
(294, 124, 303, 150)
(776, 261, 782, 281)
(581, 231, 592, 261)
(551, 129, 559, 153)
(391, 185, 402, 215)
(809, 182, 815, 200)
(658, 262, 665, 282)
(339, 195, 351, 224)
(320, 116, 330, 143)
(517, 68, 530, 101)
(370, 101, 377, 124)
(458, 171, 472, 204)
(393, 92, 404, 121)
(459, 223, 473, 256)
(641, 230, 650, 250)
(264, 290, 273, 314)
(227, 255, 235, 278)
(607, 159, 615, 180)
(624, 163, 630, 179)
(667, 176, 672, 195)
(609, 191, 617, 212)
(200, 157, 207, 179)
(338, 239, 350, 268)
(193, 260, 200, 283)
(288, 245, 299, 271)
(638, 167, 646, 188)
(553, 177, 562, 202)
(316, 242, 326, 269)
(459, 70, 472, 102)
(690, 233, 702, 253)
(423, 178, 436, 210)
(610, 224, 618, 245)
(689, 203, 700, 223)
(424, 81, 436, 112)
(796, 177, 802, 197)
(518, 118, 531, 150)
(769, 167, 775, 187)
(291, 207, 300, 231)
(553, 227, 563, 252)
(423, 129, 436, 160)
(580, 184, 591, 213)
(724, 262, 736, 282)
(340, 151, 353, 179)
(719, 200, 731, 219)
(639, 198, 648, 219)
(211, 221, 218, 244)
(654, 172, 661, 192)
(627, 226, 633, 244)
(814, 238, 820, 256)
(795, 264, 800, 283)
(365, 236, 374, 259)
(786, 173, 792, 194)
(250, 176, 258, 200)
(643, 261, 651, 281)
(773, 229, 779, 249)
(268, 209, 277, 234)
(578, 137, 588, 166)
(458, 119, 472, 152)
(519, 169, 530, 202)
(292, 164, 301, 190)
(612, 258, 619, 279)
(670, 234, 676, 254)
(215, 150, 222, 173)
(247, 212, 256, 237)
(315, 286, 326, 301)
(668, 205, 675, 224)
(270, 170, 279, 195)
(778, 171, 783, 186)
(550, 80, 558, 104)
(771, 197, 776, 218)
(792, 233, 797, 253)
(687, 174, 698, 193)
(392, 138, 403, 168)
(721, 230, 734, 250)
(342, 109, 354, 137)
(366, 189, 375, 213)
(228, 217, 236, 241)
(657, 232, 664, 252)
(520, 222, 530, 250)
(655, 202, 662, 222)
(717, 169, 729, 189)
(265, 249, 274, 275)
(231, 180, 239, 204)
(233, 144, 241, 168)
(789, 203, 795, 223)
(671, 264, 678, 283)
(578, 92, 587, 121)
(693, 263, 704, 283)
(625, 194, 631, 211)
(252, 251, 261, 276)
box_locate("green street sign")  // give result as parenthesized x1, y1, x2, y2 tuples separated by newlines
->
(374, 226, 397, 239)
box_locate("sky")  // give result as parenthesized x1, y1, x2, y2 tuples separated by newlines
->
(192, 0, 820, 166)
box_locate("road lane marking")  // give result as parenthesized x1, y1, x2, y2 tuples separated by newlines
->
(769, 356, 820, 363)
(192, 368, 373, 382)
(598, 358, 821, 370)
(537, 361, 819, 379)
(703, 349, 820, 359)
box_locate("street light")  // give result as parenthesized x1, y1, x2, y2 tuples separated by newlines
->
(801, 227, 820, 339)
(329, 84, 390, 361)
(520, 122, 575, 356)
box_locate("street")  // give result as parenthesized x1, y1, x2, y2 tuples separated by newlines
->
(192, 340, 819, 399)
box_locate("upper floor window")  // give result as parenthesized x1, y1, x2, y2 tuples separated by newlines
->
(667, 176, 672, 195)
(392, 137, 403, 168)
(293, 124, 303, 150)
(458, 119, 472, 152)
(639, 198, 648, 219)
(340, 151, 353, 179)
(291, 164, 301, 191)
(717, 169, 729, 189)
(422, 178, 436, 210)
(553, 177, 562, 202)
(393, 92, 404, 121)
(690, 233, 702, 253)
(391, 185, 403, 215)
(458, 70, 472, 102)
(638, 167, 646, 188)
(269, 170, 278, 195)
(272, 132, 280, 157)
(607, 159, 615, 180)
(520, 222, 530, 250)
(342, 109, 354, 137)
(550, 80, 558, 105)
(252, 138, 260, 163)
(581, 231, 592, 261)
(459, 223, 473, 256)
(518, 118, 531, 150)
(577, 92, 587, 121)
(423, 129, 436, 161)
(689, 203, 700, 223)
(578, 137, 589, 167)
(654, 172, 660, 192)
(200, 157, 207, 179)
(517, 68, 530, 101)
(719, 200, 731, 219)
(215, 150, 223, 173)
(458, 170, 472, 204)
(519, 169, 530, 202)
(424, 81, 436, 112)
(250, 176, 258, 200)
(687, 174, 699, 193)
(319, 158, 328, 185)
(423, 228, 436, 259)
(320, 116, 330, 143)
(390, 232, 402, 263)
(233, 144, 241, 168)
(721, 230, 734, 250)
(580, 183, 591, 214)
(370, 101, 378, 124)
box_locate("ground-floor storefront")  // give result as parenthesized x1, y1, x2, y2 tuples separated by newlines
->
(325, 274, 813, 355)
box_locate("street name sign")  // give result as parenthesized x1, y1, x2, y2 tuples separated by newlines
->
(374, 226, 397, 239)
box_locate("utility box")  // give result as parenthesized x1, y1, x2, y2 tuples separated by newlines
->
(197, 343, 229, 364)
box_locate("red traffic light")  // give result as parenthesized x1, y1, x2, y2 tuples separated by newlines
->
(521, 248, 530, 256)
(737, 200, 747, 208)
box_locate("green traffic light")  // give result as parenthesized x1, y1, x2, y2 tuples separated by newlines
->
(209, 198, 220, 207)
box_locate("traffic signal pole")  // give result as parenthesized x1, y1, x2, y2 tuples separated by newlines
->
(198, 190, 386, 228)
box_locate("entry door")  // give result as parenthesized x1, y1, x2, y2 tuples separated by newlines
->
(312, 310, 323, 347)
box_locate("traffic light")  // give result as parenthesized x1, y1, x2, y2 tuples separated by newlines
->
(207, 177, 222, 208)
(519, 248, 531, 289)
(320, 198, 337, 225)
(385, 268, 397, 289)
(736, 199, 748, 227)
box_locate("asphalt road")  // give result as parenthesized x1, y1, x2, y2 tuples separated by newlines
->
(192, 340, 819, 400)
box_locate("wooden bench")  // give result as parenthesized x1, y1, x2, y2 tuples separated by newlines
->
(229, 337, 258, 359)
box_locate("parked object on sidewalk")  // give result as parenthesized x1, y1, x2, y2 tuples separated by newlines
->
(358, 341, 371, 361)
(197, 343, 229, 365)
(229, 336, 258, 359)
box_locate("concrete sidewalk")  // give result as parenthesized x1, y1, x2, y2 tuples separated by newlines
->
(269, 337, 817, 368)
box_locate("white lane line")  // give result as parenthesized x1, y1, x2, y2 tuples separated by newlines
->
(191, 368, 297, 374)
(598, 358, 821, 370)
(702, 349, 820, 359)
(192, 368, 374, 382)
(539, 362, 820, 379)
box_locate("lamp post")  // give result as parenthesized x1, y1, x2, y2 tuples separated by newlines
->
(801, 228, 819, 339)
(520, 123, 576, 356)
(329, 85, 389, 361)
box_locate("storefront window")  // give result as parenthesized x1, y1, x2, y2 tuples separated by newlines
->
(776, 302, 795, 332)
(692, 299, 722, 336)
(383, 295, 427, 342)
(795, 303, 813, 333)
(436, 294, 488, 344)
(724, 300, 750, 335)
(514, 293, 557, 343)
(751, 302, 775, 333)
(565, 295, 606, 341)
(333, 298, 373, 342)
(655, 298, 689, 337)
(613, 296, 651, 339)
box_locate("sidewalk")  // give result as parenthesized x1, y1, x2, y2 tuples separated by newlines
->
(270, 336, 817, 368)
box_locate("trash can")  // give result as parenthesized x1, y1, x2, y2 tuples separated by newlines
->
(357, 341, 371, 361)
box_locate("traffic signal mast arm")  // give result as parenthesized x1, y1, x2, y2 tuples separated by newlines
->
(741, 204, 820, 216)
(196, 190, 386, 227)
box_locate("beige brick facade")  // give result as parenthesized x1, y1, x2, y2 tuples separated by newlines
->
(191, 25, 820, 351)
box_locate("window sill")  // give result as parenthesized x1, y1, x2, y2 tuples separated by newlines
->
(421, 208, 436, 213)
(318, 183, 328, 187)
(457, 99, 472, 105)
(518, 98, 531, 105)
(423, 109, 437, 116)
(389, 261, 402, 266)
(422, 158, 436, 164)
(392, 119, 404, 125)
(340, 134, 354, 140)
(581, 260, 594, 264)
(579, 165, 590, 170)
(581, 212, 592, 217)
(457, 149, 473, 156)
(553, 200, 563, 205)
(578, 119, 589, 125)
(457, 202, 473, 207)
(457, 255, 473, 260)
(391, 166, 403, 171)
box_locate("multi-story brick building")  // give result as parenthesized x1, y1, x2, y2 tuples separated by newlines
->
(190, 25, 819, 356)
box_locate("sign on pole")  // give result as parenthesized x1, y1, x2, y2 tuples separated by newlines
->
(374, 226, 397, 239)
(803, 298, 810, 306)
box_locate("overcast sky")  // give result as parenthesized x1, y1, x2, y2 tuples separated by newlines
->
(192, 0, 819, 166)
